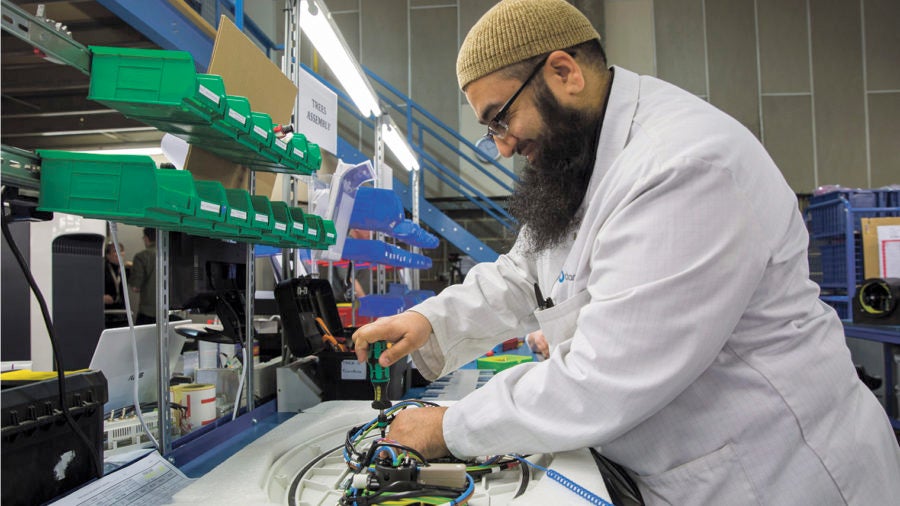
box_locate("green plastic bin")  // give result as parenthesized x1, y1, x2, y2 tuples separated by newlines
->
(248, 112, 274, 149)
(180, 180, 244, 237)
(303, 142, 323, 173)
(271, 136, 290, 162)
(287, 207, 310, 247)
(183, 74, 227, 121)
(223, 188, 262, 241)
(218, 95, 253, 135)
(266, 201, 295, 244)
(285, 134, 309, 171)
(88, 46, 205, 125)
(37, 150, 195, 227)
(303, 214, 333, 249)
(320, 218, 337, 246)
(249, 195, 275, 235)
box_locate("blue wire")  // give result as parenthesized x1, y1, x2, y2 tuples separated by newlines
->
(514, 455, 614, 506)
(375, 445, 397, 461)
(449, 473, 475, 505)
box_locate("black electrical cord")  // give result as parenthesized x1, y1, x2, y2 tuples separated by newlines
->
(514, 460, 530, 498)
(287, 443, 346, 506)
(0, 210, 103, 478)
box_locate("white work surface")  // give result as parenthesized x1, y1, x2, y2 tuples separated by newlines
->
(169, 400, 611, 505)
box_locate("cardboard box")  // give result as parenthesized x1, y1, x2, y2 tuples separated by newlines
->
(185, 16, 298, 198)
(861, 217, 900, 279)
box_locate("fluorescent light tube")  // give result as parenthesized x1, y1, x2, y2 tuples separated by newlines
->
(299, 0, 381, 118)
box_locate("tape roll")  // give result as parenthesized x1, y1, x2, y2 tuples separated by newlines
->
(171, 383, 216, 432)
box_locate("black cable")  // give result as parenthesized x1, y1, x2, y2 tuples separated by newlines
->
(0, 210, 102, 478)
(287, 443, 346, 506)
(514, 460, 530, 498)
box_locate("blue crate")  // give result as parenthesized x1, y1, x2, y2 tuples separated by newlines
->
(808, 190, 878, 237)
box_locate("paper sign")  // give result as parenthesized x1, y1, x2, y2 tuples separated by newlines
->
(298, 67, 338, 155)
(340, 360, 366, 380)
(877, 225, 900, 278)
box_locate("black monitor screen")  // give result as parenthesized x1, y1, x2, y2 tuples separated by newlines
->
(168, 233, 246, 310)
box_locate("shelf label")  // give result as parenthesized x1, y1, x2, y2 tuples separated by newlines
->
(275, 222, 287, 231)
(293, 222, 304, 231)
(230, 209, 247, 220)
(326, 232, 335, 239)
(228, 109, 247, 125)
(308, 228, 318, 236)
(253, 125, 268, 139)
(200, 201, 220, 214)
(340, 360, 366, 380)
(275, 139, 287, 150)
(198, 84, 220, 105)
(293, 148, 306, 159)
(255, 213, 269, 223)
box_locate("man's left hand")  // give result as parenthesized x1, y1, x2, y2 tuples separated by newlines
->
(388, 406, 449, 460)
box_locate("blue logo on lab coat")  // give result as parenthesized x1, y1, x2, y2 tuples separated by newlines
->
(558, 271, 575, 283)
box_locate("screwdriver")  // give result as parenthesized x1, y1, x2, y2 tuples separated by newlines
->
(368, 341, 392, 436)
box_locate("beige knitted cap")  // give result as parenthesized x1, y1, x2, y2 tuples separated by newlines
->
(456, 0, 601, 90)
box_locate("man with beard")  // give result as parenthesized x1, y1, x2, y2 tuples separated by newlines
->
(353, 0, 900, 504)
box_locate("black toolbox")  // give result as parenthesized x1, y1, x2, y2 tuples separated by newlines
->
(275, 277, 411, 400)
(1, 370, 107, 506)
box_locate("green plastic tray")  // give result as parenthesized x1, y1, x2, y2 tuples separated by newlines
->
(37, 150, 195, 227)
(476, 354, 533, 372)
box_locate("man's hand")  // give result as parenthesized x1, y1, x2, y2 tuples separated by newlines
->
(388, 406, 449, 460)
(352, 311, 433, 366)
(526, 330, 549, 359)
(103, 294, 114, 305)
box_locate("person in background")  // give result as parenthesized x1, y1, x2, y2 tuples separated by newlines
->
(129, 227, 157, 325)
(103, 242, 126, 308)
(353, 1, 900, 504)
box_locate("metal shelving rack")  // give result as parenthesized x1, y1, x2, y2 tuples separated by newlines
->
(0, 0, 270, 455)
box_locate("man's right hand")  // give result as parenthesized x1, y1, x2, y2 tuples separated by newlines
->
(352, 311, 433, 367)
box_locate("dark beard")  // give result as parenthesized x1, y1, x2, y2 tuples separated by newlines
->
(507, 77, 601, 255)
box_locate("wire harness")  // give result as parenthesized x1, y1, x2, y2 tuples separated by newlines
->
(287, 400, 609, 505)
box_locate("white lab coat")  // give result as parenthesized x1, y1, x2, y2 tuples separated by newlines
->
(411, 67, 900, 505)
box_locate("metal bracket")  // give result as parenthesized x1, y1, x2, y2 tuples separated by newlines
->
(1, 0, 91, 75)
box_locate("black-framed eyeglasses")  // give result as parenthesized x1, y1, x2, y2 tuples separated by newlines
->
(486, 54, 551, 140)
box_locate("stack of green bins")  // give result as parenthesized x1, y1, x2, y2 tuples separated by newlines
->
(88, 45, 317, 176)
(37, 150, 196, 228)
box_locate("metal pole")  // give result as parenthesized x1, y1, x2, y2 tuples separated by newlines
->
(374, 114, 387, 295)
(155, 230, 172, 454)
(411, 168, 421, 291)
(245, 173, 256, 413)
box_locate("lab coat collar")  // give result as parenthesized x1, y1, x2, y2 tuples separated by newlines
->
(582, 66, 640, 209)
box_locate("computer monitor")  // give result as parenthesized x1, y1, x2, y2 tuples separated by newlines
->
(89, 321, 189, 414)
(168, 232, 247, 310)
